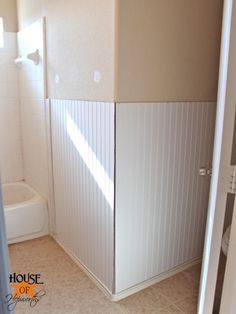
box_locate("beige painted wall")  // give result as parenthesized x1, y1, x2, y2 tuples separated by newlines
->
(17, 0, 115, 101)
(116, 0, 223, 102)
(0, 0, 17, 32)
(17, 0, 223, 102)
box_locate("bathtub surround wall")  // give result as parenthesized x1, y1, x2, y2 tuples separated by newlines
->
(51, 99, 115, 292)
(17, 18, 49, 199)
(0, 19, 50, 246)
(17, 0, 116, 101)
(0, 32, 23, 183)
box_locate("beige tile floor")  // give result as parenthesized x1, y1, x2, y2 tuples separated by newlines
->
(8, 236, 201, 314)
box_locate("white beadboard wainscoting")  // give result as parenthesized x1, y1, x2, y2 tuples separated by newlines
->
(49, 100, 216, 297)
(50, 99, 115, 292)
(115, 102, 216, 293)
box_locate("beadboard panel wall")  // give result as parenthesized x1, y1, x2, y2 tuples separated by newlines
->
(51, 99, 115, 292)
(115, 102, 216, 292)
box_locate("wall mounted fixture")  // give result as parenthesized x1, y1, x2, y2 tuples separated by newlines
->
(14, 49, 39, 67)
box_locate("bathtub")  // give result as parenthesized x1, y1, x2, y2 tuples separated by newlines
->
(2, 182, 48, 244)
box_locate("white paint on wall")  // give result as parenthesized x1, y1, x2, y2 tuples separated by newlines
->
(51, 99, 115, 292)
(0, 32, 23, 183)
(115, 102, 216, 293)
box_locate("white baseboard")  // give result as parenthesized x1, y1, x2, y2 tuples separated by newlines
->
(52, 235, 201, 302)
(111, 257, 201, 301)
(52, 235, 113, 299)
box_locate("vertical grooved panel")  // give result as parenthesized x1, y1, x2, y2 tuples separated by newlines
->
(115, 102, 216, 293)
(51, 100, 114, 292)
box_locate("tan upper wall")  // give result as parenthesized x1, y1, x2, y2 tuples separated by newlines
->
(16, 0, 223, 102)
(116, 0, 223, 102)
(0, 0, 17, 32)
(17, 0, 115, 101)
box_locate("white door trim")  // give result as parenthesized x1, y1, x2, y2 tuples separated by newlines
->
(198, 0, 235, 313)
(0, 180, 14, 314)
(219, 0, 236, 311)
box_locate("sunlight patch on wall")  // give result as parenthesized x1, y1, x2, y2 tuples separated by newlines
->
(66, 112, 114, 209)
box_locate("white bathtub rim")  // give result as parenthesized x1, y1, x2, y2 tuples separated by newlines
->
(4, 197, 46, 210)
(3, 181, 49, 244)
(3, 181, 46, 209)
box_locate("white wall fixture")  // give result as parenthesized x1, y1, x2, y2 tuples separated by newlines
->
(14, 56, 24, 67)
(14, 49, 39, 67)
(27, 49, 39, 65)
